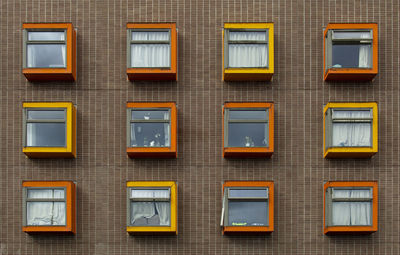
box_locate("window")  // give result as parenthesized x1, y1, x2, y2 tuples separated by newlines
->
(23, 23, 76, 81)
(223, 102, 274, 158)
(127, 102, 177, 158)
(223, 23, 274, 81)
(324, 102, 377, 158)
(127, 23, 177, 81)
(324, 23, 378, 81)
(23, 102, 76, 158)
(127, 181, 177, 235)
(221, 181, 274, 234)
(324, 181, 378, 234)
(22, 181, 76, 234)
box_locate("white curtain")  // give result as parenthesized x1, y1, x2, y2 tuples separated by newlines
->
(228, 31, 267, 68)
(131, 189, 169, 199)
(155, 203, 170, 225)
(359, 32, 371, 68)
(332, 189, 371, 226)
(131, 189, 170, 225)
(26, 123, 36, 146)
(131, 202, 156, 224)
(26, 189, 66, 226)
(61, 45, 66, 66)
(131, 31, 170, 68)
(27, 45, 36, 68)
(332, 111, 372, 147)
(263, 123, 269, 146)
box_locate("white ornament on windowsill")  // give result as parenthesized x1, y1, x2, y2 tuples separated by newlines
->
(244, 136, 255, 147)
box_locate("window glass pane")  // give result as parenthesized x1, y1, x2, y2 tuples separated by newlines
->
(132, 31, 169, 41)
(28, 31, 65, 41)
(229, 110, 267, 120)
(131, 189, 170, 199)
(332, 44, 372, 68)
(333, 31, 371, 39)
(229, 31, 267, 41)
(228, 201, 268, 226)
(332, 189, 371, 199)
(332, 201, 371, 226)
(333, 110, 372, 119)
(27, 189, 53, 198)
(27, 44, 66, 68)
(26, 123, 66, 147)
(131, 201, 170, 226)
(130, 123, 170, 147)
(132, 110, 169, 120)
(131, 44, 170, 67)
(228, 123, 268, 147)
(229, 44, 267, 67)
(27, 201, 66, 225)
(27, 110, 65, 120)
(229, 189, 267, 198)
(332, 123, 371, 147)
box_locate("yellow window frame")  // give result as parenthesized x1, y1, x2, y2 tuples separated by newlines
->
(223, 23, 274, 81)
(323, 102, 378, 158)
(126, 181, 177, 235)
(22, 102, 76, 158)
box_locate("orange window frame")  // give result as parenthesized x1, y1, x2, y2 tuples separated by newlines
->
(126, 181, 177, 235)
(223, 102, 274, 158)
(22, 102, 77, 158)
(323, 23, 378, 81)
(22, 181, 76, 234)
(126, 23, 177, 81)
(324, 181, 378, 235)
(22, 23, 76, 82)
(222, 181, 274, 234)
(127, 102, 177, 158)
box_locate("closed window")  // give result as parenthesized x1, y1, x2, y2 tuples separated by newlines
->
(22, 181, 76, 234)
(323, 102, 377, 158)
(126, 181, 177, 235)
(324, 181, 378, 234)
(221, 181, 274, 234)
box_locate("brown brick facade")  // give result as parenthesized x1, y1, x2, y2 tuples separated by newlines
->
(1, 0, 399, 254)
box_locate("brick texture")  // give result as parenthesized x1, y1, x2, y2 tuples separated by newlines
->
(0, 0, 399, 254)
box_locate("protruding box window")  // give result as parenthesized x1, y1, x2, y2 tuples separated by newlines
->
(127, 102, 177, 158)
(324, 181, 378, 235)
(23, 102, 76, 158)
(324, 23, 378, 81)
(324, 102, 377, 158)
(221, 181, 274, 234)
(127, 181, 177, 235)
(223, 102, 274, 158)
(22, 181, 76, 234)
(23, 23, 76, 81)
(223, 23, 274, 81)
(127, 23, 177, 81)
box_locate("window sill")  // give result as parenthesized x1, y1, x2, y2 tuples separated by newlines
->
(127, 68, 177, 81)
(127, 226, 177, 235)
(23, 147, 75, 158)
(223, 68, 273, 81)
(223, 226, 273, 235)
(223, 147, 273, 158)
(324, 226, 377, 235)
(23, 68, 76, 82)
(127, 147, 176, 158)
(324, 68, 377, 82)
(324, 147, 377, 159)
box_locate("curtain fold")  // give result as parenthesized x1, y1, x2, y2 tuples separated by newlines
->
(228, 31, 267, 68)
(155, 202, 170, 225)
(131, 32, 170, 68)
(61, 45, 66, 66)
(131, 202, 156, 224)
(359, 32, 372, 68)
(332, 111, 372, 147)
(332, 189, 371, 226)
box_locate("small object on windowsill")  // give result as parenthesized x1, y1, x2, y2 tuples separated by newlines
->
(143, 137, 149, 147)
(251, 223, 265, 226)
(244, 136, 255, 147)
(232, 222, 247, 226)
(332, 64, 342, 68)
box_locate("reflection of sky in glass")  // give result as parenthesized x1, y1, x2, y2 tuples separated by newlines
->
(132, 110, 169, 120)
(28, 32, 65, 41)
(229, 110, 267, 120)
(332, 44, 360, 68)
(27, 110, 64, 120)
(27, 44, 66, 68)
(228, 201, 268, 226)
(229, 189, 268, 198)
(27, 123, 66, 147)
(228, 123, 267, 147)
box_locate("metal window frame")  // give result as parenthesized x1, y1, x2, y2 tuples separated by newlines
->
(23, 107, 67, 148)
(325, 187, 373, 227)
(126, 108, 171, 148)
(222, 187, 269, 227)
(325, 29, 373, 70)
(325, 108, 373, 149)
(224, 28, 269, 69)
(23, 187, 68, 227)
(127, 28, 172, 68)
(224, 108, 269, 148)
(127, 187, 172, 227)
(23, 29, 67, 69)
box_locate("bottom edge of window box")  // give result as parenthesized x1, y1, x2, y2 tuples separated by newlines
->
(223, 72, 273, 81)
(324, 150, 376, 159)
(23, 71, 75, 82)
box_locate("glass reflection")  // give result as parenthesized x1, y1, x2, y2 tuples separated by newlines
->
(27, 110, 64, 120)
(26, 123, 66, 147)
(130, 123, 170, 147)
(228, 201, 268, 226)
(228, 123, 268, 147)
(27, 44, 66, 68)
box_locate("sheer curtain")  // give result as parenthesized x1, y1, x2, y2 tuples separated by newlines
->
(164, 112, 170, 147)
(228, 32, 267, 67)
(27, 46, 36, 68)
(61, 45, 66, 67)
(332, 111, 371, 147)
(131, 32, 170, 68)
(332, 189, 371, 226)
(26, 189, 65, 225)
(359, 32, 372, 68)
(131, 189, 170, 225)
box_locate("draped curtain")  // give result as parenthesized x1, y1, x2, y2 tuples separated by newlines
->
(332, 189, 371, 226)
(332, 111, 371, 147)
(131, 189, 170, 226)
(131, 32, 170, 68)
(228, 32, 267, 68)
(26, 189, 65, 226)
(359, 32, 372, 68)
